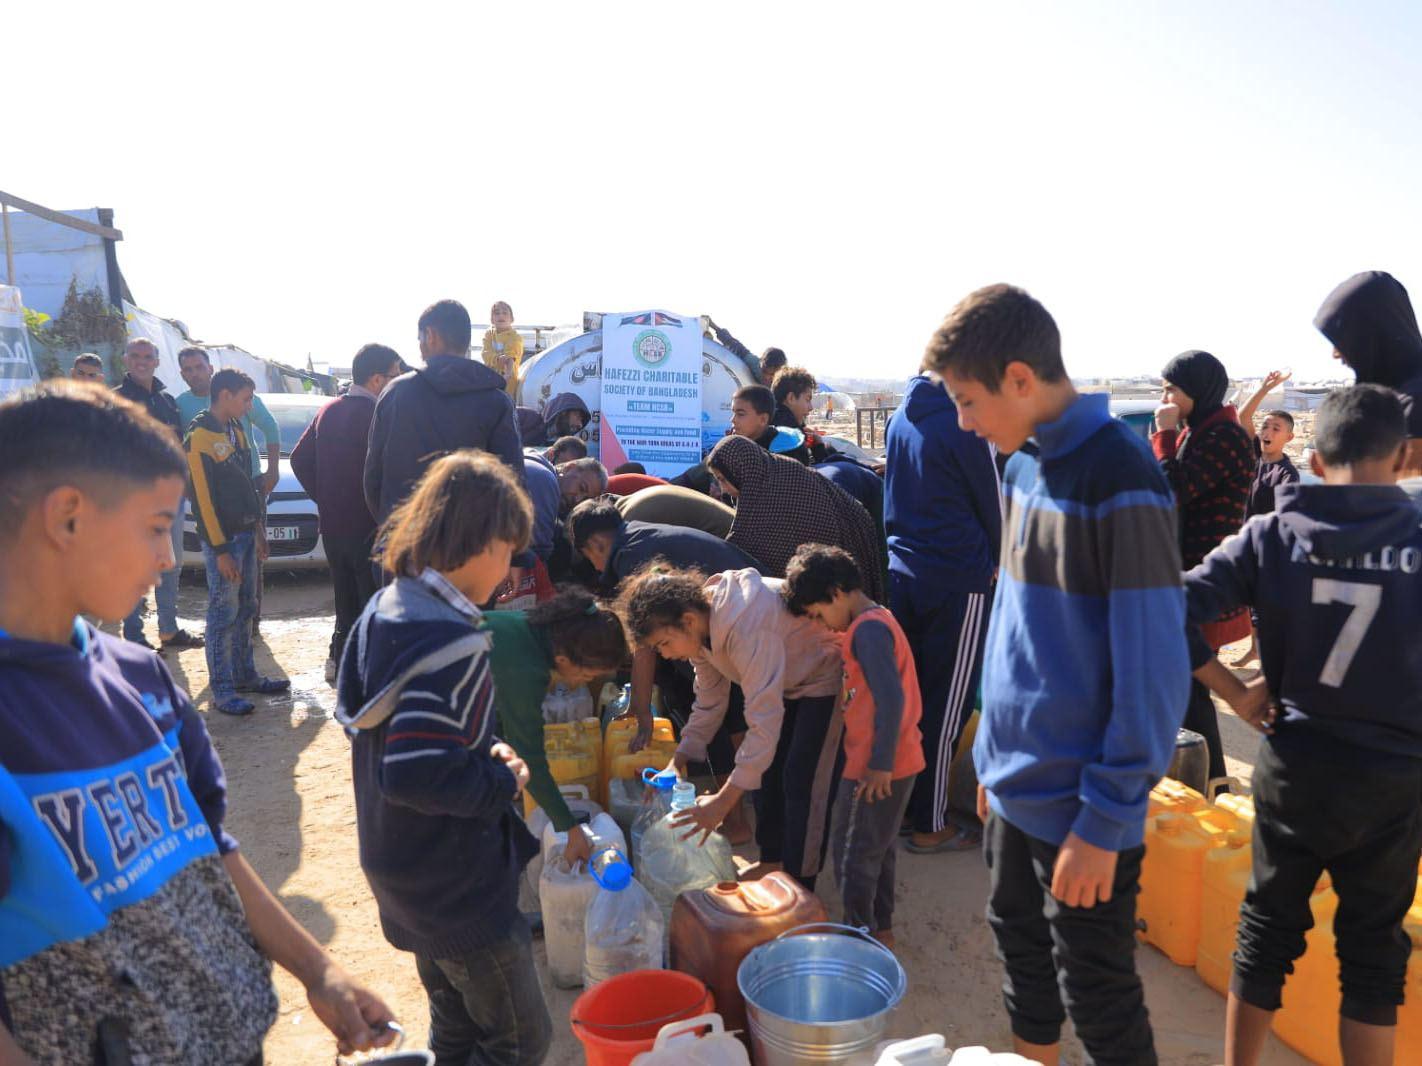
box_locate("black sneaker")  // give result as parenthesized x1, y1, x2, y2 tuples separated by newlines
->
(160, 629, 206, 650)
(234, 676, 291, 695)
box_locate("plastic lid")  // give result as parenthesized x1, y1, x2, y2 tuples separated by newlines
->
(591, 850, 632, 891)
(642, 768, 678, 790)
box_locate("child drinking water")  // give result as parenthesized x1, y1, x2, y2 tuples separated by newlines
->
(784, 543, 924, 948)
(336, 450, 553, 1066)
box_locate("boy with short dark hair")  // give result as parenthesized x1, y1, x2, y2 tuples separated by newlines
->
(784, 543, 923, 948)
(1187, 384, 1422, 1066)
(926, 283, 1190, 1066)
(1234, 371, 1301, 664)
(731, 384, 810, 465)
(772, 366, 834, 462)
(0, 382, 394, 1064)
(70, 351, 106, 382)
(187, 368, 289, 715)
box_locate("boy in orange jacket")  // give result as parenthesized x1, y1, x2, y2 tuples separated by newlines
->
(785, 543, 924, 947)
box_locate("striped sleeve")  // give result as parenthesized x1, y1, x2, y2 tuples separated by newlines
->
(1074, 463, 1191, 850)
(377, 650, 517, 819)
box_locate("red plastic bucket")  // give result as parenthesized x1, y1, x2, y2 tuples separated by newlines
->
(570, 969, 714, 1065)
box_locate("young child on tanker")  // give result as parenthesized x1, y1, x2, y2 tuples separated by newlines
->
(1186, 384, 1422, 1066)
(1234, 369, 1300, 664)
(335, 451, 553, 1066)
(482, 300, 524, 395)
(783, 544, 924, 949)
(618, 564, 843, 888)
(928, 284, 1190, 1066)
(0, 382, 395, 1065)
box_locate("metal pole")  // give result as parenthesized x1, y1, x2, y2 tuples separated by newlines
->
(2, 202, 13, 286)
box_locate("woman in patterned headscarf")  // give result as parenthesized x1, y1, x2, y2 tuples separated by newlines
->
(706, 435, 884, 601)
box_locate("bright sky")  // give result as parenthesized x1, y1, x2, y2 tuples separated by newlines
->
(9, 1, 1421, 385)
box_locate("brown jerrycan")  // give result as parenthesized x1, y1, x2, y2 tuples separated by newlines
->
(668, 871, 827, 1036)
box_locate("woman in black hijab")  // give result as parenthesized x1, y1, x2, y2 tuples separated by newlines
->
(1151, 349, 1255, 791)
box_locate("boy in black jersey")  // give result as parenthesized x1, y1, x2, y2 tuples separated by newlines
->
(1186, 384, 1422, 1066)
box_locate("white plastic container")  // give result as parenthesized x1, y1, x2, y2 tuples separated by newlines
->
(874, 1037, 1039, 1064)
(541, 682, 593, 724)
(630, 769, 679, 868)
(582, 845, 665, 986)
(637, 782, 738, 925)
(607, 776, 646, 839)
(525, 786, 605, 903)
(539, 813, 626, 988)
(631, 1014, 751, 1065)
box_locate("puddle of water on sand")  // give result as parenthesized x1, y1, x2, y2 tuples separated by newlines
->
(252, 617, 339, 725)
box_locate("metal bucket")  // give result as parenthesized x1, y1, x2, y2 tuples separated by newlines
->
(736, 922, 906, 1064)
(1166, 728, 1209, 797)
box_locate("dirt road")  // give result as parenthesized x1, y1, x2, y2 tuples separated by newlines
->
(144, 572, 1304, 1065)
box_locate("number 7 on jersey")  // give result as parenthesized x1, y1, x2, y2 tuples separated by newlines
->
(1312, 578, 1382, 688)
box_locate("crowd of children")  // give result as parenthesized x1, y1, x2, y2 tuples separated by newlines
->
(2, 271, 1420, 1066)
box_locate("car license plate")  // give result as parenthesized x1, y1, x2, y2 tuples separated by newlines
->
(267, 526, 301, 542)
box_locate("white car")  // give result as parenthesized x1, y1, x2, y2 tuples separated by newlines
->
(183, 392, 333, 570)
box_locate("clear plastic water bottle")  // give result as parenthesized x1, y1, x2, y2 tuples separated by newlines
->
(631, 768, 679, 868)
(637, 782, 738, 925)
(583, 843, 665, 985)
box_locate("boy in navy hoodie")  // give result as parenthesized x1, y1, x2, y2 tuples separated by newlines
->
(336, 450, 551, 1066)
(0, 382, 394, 1065)
(1186, 385, 1422, 1066)
(884, 360, 1002, 852)
(925, 284, 1190, 1066)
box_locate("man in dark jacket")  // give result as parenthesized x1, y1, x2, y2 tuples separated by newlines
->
(115, 337, 204, 651)
(363, 300, 524, 524)
(1315, 270, 1422, 478)
(885, 370, 1002, 852)
(292, 344, 402, 684)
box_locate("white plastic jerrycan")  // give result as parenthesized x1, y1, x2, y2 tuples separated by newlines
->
(631, 1013, 751, 1065)
(526, 785, 605, 899)
(539, 812, 625, 988)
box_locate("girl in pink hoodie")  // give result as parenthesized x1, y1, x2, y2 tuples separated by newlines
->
(619, 565, 843, 888)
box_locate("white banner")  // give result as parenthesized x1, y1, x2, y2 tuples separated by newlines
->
(0, 287, 40, 397)
(599, 310, 703, 477)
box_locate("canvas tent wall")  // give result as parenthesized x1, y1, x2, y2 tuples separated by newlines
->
(1, 202, 125, 317)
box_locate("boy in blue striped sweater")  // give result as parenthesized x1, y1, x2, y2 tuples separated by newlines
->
(925, 285, 1191, 1066)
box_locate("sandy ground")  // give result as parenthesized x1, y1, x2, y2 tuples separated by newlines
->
(138, 570, 1306, 1066)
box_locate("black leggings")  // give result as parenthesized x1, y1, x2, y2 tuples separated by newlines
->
(753, 694, 844, 891)
(1183, 679, 1227, 788)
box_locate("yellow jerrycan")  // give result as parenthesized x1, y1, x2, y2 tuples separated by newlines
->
(525, 718, 601, 816)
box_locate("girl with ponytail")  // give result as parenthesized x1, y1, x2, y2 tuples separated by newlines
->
(484, 588, 629, 863)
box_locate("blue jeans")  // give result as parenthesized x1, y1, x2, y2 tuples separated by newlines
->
(414, 921, 552, 1066)
(124, 503, 186, 640)
(202, 531, 258, 701)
